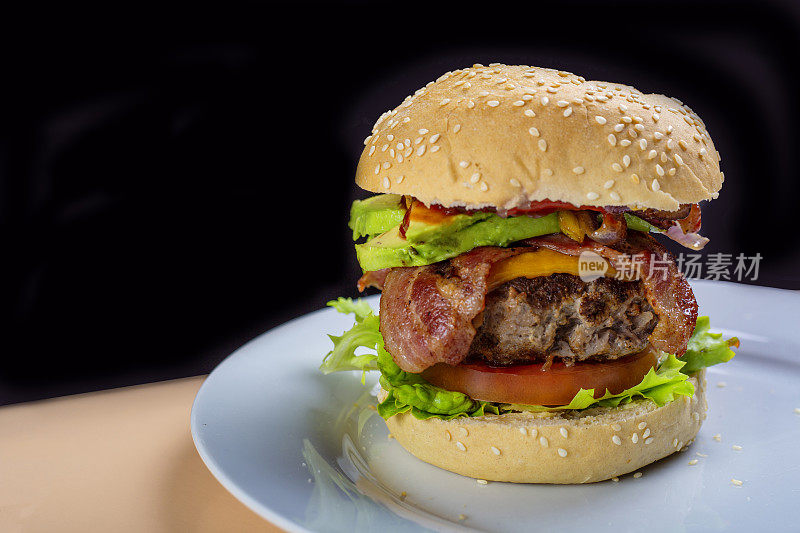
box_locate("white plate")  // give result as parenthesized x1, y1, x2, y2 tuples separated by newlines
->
(191, 280, 800, 533)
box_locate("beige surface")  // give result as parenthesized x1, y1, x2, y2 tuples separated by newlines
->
(0, 377, 284, 533)
(357, 63, 723, 211)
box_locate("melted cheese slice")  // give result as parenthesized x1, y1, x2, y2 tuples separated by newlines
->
(487, 249, 615, 291)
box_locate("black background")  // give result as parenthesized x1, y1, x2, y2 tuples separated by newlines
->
(3, 1, 799, 405)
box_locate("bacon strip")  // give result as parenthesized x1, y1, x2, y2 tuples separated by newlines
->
(358, 269, 390, 292)
(376, 233, 698, 373)
(525, 233, 698, 356)
(379, 247, 522, 373)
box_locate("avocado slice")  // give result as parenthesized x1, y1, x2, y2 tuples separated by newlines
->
(349, 194, 406, 240)
(355, 212, 561, 272)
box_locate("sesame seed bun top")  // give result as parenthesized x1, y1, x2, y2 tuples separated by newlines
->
(355, 64, 723, 211)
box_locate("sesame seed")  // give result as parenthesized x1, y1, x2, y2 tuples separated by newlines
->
(632, 433, 639, 443)
(655, 164, 665, 176)
(652, 179, 661, 191)
(611, 424, 622, 431)
(648, 150, 657, 160)
(661, 152, 668, 163)
(732, 445, 743, 451)
(402, 117, 410, 123)
(471, 173, 481, 183)
(558, 448, 568, 457)
(631, 173, 640, 184)
(642, 428, 650, 438)
(387, 134, 394, 141)
(563, 108, 573, 117)
(556, 100, 569, 107)
(480, 182, 488, 191)
(654, 132, 664, 140)
(633, 472, 642, 478)
(417, 145, 426, 156)
(639, 139, 648, 150)
(560, 427, 569, 438)
(731, 479, 743, 486)
(653, 113, 660, 122)
(383, 177, 390, 189)
(453, 124, 461, 133)
(381, 144, 388, 152)
(430, 145, 440, 153)
(602, 180, 614, 190)
(456, 441, 467, 451)
(414, 137, 423, 145)
(404, 139, 411, 147)
(587, 192, 599, 200)
(612, 435, 622, 445)
(608, 134, 617, 146)
(541, 96, 549, 105)
(546, 87, 558, 93)
(538, 139, 547, 151)
(622, 155, 631, 167)
(467, 100, 475, 109)
(666, 139, 675, 150)
(614, 124, 625, 132)
(459, 160, 470, 168)
(374, 165, 380, 175)
(478, 90, 490, 97)
(612, 163, 623, 172)
(520, 427, 528, 436)
(667, 125, 674, 133)
(675, 154, 684, 165)
(430, 133, 440, 143)
(540, 436, 549, 447)
(487, 100, 500, 107)
(595, 116, 607, 125)
(699, 147, 708, 158)
(397, 175, 405, 184)
(510, 178, 522, 187)
(622, 116, 632, 124)
(368, 146, 375, 156)
(513, 100, 525, 106)
(645, 437, 654, 445)
(418, 128, 429, 135)
(609, 191, 620, 201)
(620, 140, 632, 147)
(529, 127, 540, 137)
(573, 166, 585, 175)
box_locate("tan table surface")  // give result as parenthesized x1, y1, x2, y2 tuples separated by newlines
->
(0, 377, 285, 533)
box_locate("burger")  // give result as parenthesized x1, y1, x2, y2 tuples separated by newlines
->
(321, 63, 738, 483)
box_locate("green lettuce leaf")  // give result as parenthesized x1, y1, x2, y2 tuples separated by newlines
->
(322, 299, 737, 420)
(680, 316, 739, 374)
(319, 298, 380, 380)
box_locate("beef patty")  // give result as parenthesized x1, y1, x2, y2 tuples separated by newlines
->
(468, 274, 658, 366)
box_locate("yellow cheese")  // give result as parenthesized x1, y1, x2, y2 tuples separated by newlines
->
(487, 249, 615, 290)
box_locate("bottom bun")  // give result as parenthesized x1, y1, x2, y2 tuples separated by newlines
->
(381, 370, 706, 484)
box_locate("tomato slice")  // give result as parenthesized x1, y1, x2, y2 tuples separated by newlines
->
(420, 349, 658, 406)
